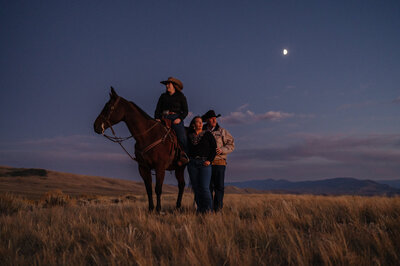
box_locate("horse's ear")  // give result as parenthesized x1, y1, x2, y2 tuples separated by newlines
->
(110, 86, 118, 98)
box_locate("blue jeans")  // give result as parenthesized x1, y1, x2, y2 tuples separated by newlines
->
(187, 159, 212, 213)
(165, 114, 188, 153)
(210, 165, 226, 211)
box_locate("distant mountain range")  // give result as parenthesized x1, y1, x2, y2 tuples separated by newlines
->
(377, 180, 400, 189)
(227, 177, 400, 196)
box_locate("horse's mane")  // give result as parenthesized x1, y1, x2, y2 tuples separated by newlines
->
(127, 100, 154, 121)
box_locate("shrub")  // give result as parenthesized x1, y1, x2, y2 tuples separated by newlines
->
(1, 168, 47, 177)
(0, 193, 26, 215)
(42, 190, 71, 207)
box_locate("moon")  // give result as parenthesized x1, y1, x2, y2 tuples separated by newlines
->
(283, 49, 288, 55)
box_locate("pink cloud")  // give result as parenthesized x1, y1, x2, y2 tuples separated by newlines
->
(219, 105, 296, 125)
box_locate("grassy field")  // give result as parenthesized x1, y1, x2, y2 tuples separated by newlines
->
(1, 191, 399, 265)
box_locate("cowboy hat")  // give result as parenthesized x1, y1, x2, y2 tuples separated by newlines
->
(202, 110, 221, 120)
(160, 77, 183, 91)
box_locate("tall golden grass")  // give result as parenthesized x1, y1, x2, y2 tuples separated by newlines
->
(1, 192, 399, 265)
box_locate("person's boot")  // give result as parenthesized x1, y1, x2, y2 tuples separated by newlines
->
(177, 150, 189, 166)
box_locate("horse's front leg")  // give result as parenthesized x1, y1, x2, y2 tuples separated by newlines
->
(155, 168, 165, 212)
(139, 165, 154, 211)
(175, 166, 186, 209)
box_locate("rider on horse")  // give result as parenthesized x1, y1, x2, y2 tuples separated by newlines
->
(155, 77, 189, 166)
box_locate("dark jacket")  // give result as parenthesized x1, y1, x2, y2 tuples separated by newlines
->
(187, 130, 217, 162)
(154, 91, 188, 120)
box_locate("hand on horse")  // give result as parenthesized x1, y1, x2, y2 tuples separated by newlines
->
(203, 160, 211, 166)
(173, 118, 181, 124)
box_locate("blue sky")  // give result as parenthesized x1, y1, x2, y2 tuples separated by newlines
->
(1, 0, 399, 183)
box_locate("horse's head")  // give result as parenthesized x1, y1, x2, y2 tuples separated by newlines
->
(94, 87, 125, 134)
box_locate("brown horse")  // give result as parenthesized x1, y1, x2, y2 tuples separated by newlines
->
(93, 87, 186, 211)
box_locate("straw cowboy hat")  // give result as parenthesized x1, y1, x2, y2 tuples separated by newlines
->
(160, 77, 183, 91)
(202, 110, 221, 120)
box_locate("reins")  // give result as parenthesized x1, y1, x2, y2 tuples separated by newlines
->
(103, 131, 137, 161)
(101, 97, 174, 162)
(103, 122, 158, 142)
(136, 126, 172, 155)
(103, 122, 168, 161)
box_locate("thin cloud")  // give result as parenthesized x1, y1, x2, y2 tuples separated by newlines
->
(337, 101, 375, 111)
(219, 105, 295, 125)
(0, 134, 139, 180)
(0, 135, 134, 163)
(392, 97, 400, 104)
(285, 85, 296, 89)
(237, 104, 249, 111)
(228, 134, 400, 180)
(233, 134, 400, 163)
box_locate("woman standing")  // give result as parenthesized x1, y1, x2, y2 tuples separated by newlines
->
(155, 77, 189, 164)
(187, 116, 216, 213)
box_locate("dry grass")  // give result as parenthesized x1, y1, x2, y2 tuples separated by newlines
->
(0, 192, 399, 265)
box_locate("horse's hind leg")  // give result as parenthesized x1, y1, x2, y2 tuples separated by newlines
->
(139, 165, 154, 211)
(155, 168, 165, 212)
(175, 167, 186, 209)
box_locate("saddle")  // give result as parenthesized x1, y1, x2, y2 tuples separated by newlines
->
(159, 118, 188, 166)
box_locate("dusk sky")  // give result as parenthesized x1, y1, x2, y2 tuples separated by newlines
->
(1, 0, 399, 183)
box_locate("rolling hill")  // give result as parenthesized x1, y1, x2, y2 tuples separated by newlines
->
(0, 166, 177, 199)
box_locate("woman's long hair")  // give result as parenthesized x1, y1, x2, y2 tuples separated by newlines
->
(188, 116, 202, 134)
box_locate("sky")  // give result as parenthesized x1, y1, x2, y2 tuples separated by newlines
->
(1, 0, 399, 183)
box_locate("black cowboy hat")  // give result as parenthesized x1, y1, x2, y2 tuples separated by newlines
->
(160, 77, 183, 91)
(202, 110, 221, 120)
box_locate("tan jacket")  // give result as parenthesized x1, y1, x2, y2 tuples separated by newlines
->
(207, 124, 234, 165)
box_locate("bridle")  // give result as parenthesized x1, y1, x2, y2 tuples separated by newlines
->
(101, 96, 173, 162)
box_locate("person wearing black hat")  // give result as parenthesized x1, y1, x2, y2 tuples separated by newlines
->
(202, 110, 235, 212)
(155, 77, 189, 164)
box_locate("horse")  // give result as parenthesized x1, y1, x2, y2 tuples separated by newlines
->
(93, 87, 186, 212)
